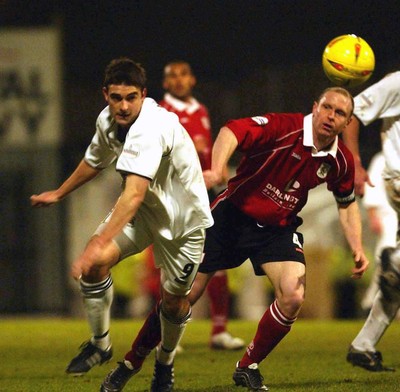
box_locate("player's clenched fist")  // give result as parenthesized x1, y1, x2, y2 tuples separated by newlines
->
(30, 191, 61, 207)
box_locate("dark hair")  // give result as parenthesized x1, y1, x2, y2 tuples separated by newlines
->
(163, 60, 193, 76)
(318, 87, 354, 116)
(103, 57, 147, 90)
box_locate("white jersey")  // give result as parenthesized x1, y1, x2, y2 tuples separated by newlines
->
(353, 71, 400, 179)
(85, 97, 213, 239)
(363, 152, 396, 219)
(84, 107, 123, 169)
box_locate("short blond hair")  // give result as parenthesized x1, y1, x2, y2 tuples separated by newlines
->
(318, 87, 354, 116)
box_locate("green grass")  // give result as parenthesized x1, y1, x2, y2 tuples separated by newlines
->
(0, 317, 399, 391)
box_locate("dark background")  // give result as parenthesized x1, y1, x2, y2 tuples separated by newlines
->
(1, 0, 398, 314)
(0, 0, 400, 170)
(2, 0, 398, 162)
(2, 1, 399, 82)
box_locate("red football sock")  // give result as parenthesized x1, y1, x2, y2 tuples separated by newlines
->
(124, 303, 161, 369)
(207, 272, 229, 335)
(239, 300, 296, 367)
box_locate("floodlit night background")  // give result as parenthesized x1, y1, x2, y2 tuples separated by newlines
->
(1, 1, 399, 316)
(2, 1, 399, 152)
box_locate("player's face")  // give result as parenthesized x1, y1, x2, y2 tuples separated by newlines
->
(103, 84, 146, 129)
(163, 63, 196, 101)
(312, 91, 352, 148)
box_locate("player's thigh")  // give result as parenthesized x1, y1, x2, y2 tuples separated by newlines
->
(262, 261, 306, 298)
(188, 271, 215, 305)
(154, 228, 205, 296)
(95, 219, 152, 261)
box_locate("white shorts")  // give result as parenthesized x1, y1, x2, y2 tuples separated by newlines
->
(95, 212, 205, 296)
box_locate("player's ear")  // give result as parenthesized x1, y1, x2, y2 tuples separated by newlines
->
(102, 87, 109, 101)
(162, 79, 168, 91)
(142, 88, 147, 98)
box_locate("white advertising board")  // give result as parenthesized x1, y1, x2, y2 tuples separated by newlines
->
(0, 27, 62, 147)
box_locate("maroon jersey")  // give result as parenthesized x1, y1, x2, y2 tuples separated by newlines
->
(159, 93, 213, 170)
(216, 113, 355, 227)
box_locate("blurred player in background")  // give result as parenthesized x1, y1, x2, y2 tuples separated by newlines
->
(155, 60, 243, 350)
(361, 152, 397, 311)
(344, 71, 400, 372)
(31, 57, 213, 391)
(104, 87, 369, 391)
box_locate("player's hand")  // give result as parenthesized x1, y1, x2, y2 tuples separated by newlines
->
(30, 191, 61, 207)
(351, 250, 369, 279)
(354, 161, 373, 197)
(203, 170, 222, 190)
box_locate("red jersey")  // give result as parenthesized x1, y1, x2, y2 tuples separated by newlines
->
(216, 113, 355, 227)
(159, 93, 213, 170)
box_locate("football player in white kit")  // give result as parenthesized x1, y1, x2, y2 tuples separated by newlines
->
(31, 57, 213, 391)
(343, 71, 400, 372)
(360, 152, 397, 311)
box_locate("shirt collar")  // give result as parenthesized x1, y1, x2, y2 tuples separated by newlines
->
(303, 113, 338, 158)
(163, 93, 200, 114)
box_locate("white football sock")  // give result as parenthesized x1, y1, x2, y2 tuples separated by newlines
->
(157, 307, 191, 365)
(80, 275, 113, 351)
(352, 290, 400, 352)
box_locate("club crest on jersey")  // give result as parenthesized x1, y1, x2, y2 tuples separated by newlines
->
(316, 163, 331, 179)
(251, 116, 268, 125)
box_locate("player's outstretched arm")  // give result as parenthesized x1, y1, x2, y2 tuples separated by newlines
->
(30, 159, 101, 207)
(337, 201, 370, 279)
(71, 173, 149, 279)
(203, 126, 238, 189)
(342, 116, 373, 196)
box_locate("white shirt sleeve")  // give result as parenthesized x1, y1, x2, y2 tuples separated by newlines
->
(354, 72, 400, 125)
(363, 152, 387, 209)
(84, 109, 118, 169)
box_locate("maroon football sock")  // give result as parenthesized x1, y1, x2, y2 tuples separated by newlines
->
(124, 303, 161, 369)
(207, 272, 230, 335)
(239, 300, 296, 367)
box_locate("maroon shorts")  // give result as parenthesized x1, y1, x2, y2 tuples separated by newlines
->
(199, 198, 305, 276)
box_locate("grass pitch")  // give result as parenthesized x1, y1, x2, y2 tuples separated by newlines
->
(0, 317, 399, 391)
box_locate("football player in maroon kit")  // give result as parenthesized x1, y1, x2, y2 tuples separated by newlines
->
(142, 60, 244, 351)
(159, 61, 213, 176)
(199, 86, 369, 390)
(101, 86, 369, 391)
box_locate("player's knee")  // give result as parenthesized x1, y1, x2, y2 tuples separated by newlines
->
(279, 290, 305, 316)
(81, 265, 111, 283)
(161, 294, 191, 321)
